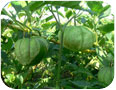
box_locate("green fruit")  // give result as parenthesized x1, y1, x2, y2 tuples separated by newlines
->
(15, 36, 48, 66)
(98, 67, 114, 86)
(58, 26, 96, 51)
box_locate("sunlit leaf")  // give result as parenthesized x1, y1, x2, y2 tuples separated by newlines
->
(87, 1, 103, 14)
(99, 5, 111, 19)
(11, 1, 23, 14)
(45, 15, 54, 22)
(65, 10, 73, 19)
(97, 22, 114, 34)
(27, 1, 45, 12)
(45, 1, 81, 10)
(42, 21, 56, 30)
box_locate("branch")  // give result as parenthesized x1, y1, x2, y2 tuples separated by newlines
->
(47, 5, 60, 27)
(5, 9, 32, 32)
(56, 7, 60, 23)
(64, 10, 82, 28)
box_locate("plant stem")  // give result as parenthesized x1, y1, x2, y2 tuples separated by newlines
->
(56, 7, 60, 23)
(56, 28, 63, 89)
(64, 11, 82, 28)
(3, 9, 32, 32)
(55, 10, 82, 88)
(74, 17, 76, 26)
(47, 5, 60, 27)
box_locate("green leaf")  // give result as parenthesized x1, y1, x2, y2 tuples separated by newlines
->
(23, 6, 32, 22)
(42, 21, 56, 30)
(65, 10, 73, 19)
(27, 1, 45, 12)
(45, 15, 54, 22)
(74, 67, 93, 76)
(2, 38, 13, 51)
(99, 5, 111, 19)
(69, 80, 92, 88)
(45, 1, 81, 10)
(23, 1, 81, 13)
(16, 74, 24, 84)
(105, 32, 114, 41)
(1, 9, 6, 15)
(1, 8, 9, 15)
(32, 28, 41, 31)
(11, 1, 23, 14)
(87, 1, 103, 14)
(97, 22, 114, 34)
(57, 11, 64, 18)
(64, 7, 68, 11)
(6, 74, 15, 82)
(52, 10, 64, 18)
(70, 80, 104, 89)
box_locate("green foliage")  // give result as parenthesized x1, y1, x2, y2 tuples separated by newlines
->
(11, 1, 23, 14)
(42, 21, 56, 30)
(65, 10, 73, 19)
(87, 1, 103, 15)
(99, 5, 111, 19)
(27, 1, 45, 12)
(98, 67, 114, 86)
(97, 22, 114, 34)
(45, 1, 81, 10)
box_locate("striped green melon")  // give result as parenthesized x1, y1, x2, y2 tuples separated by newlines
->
(58, 26, 96, 51)
(15, 36, 48, 66)
(98, 67, 114, 86)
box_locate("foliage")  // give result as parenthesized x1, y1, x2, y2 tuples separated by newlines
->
(1, 1, 114, 89)
(98, 67, 114, 86)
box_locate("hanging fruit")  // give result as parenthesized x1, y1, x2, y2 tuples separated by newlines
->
(58, 26, 96, 51)
(14, 36, 49, 66)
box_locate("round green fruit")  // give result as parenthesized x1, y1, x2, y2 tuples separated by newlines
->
(98, 67, 114, 86)
(15, 36, 48, 66)
(58, 26, 96, 51)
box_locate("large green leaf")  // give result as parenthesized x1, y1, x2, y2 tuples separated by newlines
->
(45, 1, 81, 9)
(69, 80, 104, 89)
(11, 1, 23, 14)
(52, 10, 64, 17)
(87, 1, 103, 15)
(42, 21, 56, 30)
(65, 9, 73, 19)
(1, 8, 9, 15)
(23, 6, 31, 22)
(97, 22, 114, 34)
(69, 80, 92, 88)
(11, 1, 32, 23)
(45, 15, 54, 22)
(73, 67, 93, 76)
(99, 5, 111, 19)
(26, 1, 81, 12)
(27, 1, 46, 12)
